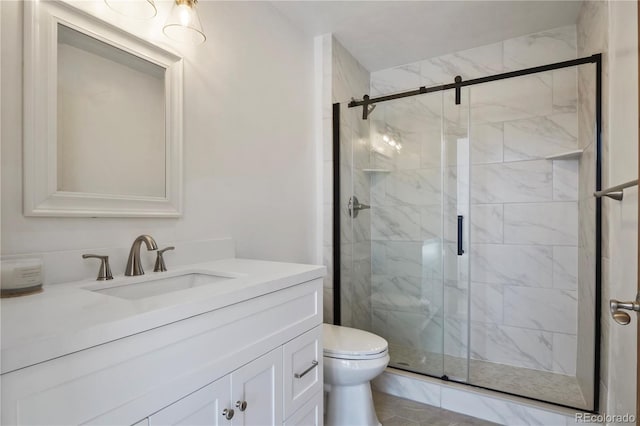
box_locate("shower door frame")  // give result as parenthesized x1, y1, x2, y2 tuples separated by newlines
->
(332, 54, 604, 412)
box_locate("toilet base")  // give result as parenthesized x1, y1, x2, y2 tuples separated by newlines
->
(325, 382, 381, 426)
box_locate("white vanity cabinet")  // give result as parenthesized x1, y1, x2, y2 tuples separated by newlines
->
(230, 348, 283, 425)
(147, 376, 231, 426)
(148, 348, 283, 425)
(1, 276, 323, 426)
(282, 394, 322, 426)
(146, 329, 323, 426)
(283, 326, 322, 418)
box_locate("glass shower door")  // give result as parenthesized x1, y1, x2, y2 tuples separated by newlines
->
(338, 88, 471, 381)
(337, 57, 598, 411)
(442, 89, 471, 382)
(338, 86, 471, 382)
(338, 102, 372, 332)
(367, 91, 446, 378)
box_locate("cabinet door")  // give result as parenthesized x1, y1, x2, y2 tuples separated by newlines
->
(148, 375, 231, 426)
(231, 348, 283, 426)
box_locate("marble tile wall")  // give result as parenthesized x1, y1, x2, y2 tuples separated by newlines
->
(331, 37, 372, 330)
(576, 0, 608, 412)
(369, 25, 585, 378)
(319, 34, 334, 324)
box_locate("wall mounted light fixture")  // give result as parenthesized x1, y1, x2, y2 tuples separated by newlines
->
(163, 0, 206, 44)
(104, 0, 157, 19)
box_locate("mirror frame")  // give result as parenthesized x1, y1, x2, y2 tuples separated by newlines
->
(23, 0, 183, 217)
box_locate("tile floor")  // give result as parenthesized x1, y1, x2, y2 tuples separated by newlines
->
(373, 391, 500, 426)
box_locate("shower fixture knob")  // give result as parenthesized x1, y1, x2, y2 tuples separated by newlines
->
(348, 196, 370, 218)
(609, 294, 640, 325)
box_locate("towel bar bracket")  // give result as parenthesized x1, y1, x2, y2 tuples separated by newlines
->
(593, 179, 638, 200)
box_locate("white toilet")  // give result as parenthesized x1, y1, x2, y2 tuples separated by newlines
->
(323, 323, 390, 426)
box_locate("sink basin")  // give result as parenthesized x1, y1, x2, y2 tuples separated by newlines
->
(89, 272, 235, 300)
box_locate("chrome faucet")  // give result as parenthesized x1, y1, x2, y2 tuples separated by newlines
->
(125, 235, 158, 276)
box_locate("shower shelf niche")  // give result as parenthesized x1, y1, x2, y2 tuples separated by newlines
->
(545, 149, 584, 160)
(362, 168, 391, 173)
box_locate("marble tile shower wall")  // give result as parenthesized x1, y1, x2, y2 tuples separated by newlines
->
(576, 0, 608, 410)
(331, 37, 372, 330)
(320, 35, 333, 324)
(369, 26, 584, 376)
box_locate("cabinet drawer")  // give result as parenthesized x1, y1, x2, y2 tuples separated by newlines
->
(283, 391, 322, 426)
(283, 325, 322, 419)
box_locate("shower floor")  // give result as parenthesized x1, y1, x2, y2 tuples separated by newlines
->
(389, 343, 589, 409)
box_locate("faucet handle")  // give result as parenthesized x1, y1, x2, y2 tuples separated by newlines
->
(154, 247, 175, 272)
(82, 254, 113, 281)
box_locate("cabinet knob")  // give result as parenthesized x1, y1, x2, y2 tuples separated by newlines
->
(235, 400, 247, 411)
(222, 408, 234, 420)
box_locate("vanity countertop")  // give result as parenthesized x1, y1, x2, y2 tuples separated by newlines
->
(0, 258, 325, 375)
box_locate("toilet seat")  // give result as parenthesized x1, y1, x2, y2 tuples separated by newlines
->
(323, 324, 389, 360)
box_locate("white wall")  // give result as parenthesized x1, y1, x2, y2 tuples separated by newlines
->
(1, 1, 318, 264)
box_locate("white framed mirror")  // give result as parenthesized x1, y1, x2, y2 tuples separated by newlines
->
(23, 0, 183, 217)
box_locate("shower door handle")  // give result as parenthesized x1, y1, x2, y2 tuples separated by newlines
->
(457, 215, 464, 255)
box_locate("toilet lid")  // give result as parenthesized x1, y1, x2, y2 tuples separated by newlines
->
(323, 324, 388, 359)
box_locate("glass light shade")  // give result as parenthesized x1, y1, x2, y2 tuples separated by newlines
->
(163, 0, 206, 44)
(104, 0, 157, 19)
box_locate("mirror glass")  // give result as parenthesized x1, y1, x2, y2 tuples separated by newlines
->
(56, 24, 166, 198)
